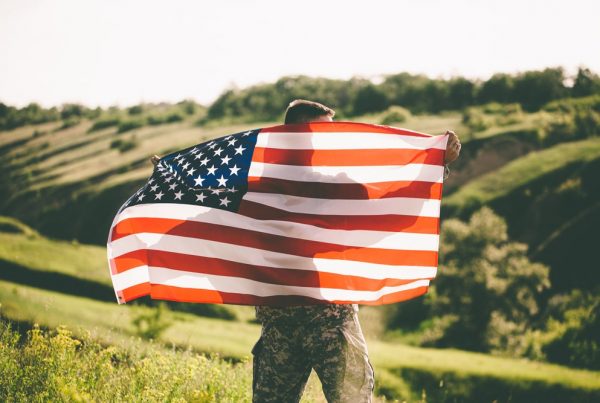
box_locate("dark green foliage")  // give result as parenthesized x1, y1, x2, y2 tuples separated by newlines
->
(146, 115, 166, 125)
(60, 103, 87, 120)
(542, 96, 600, 145)
(59, 117, 81, 130)
(572, 67, 600, 98)
(512, 68, 569, 112)
(177, 99, 200, 115)
(0, 102, 60, 130)
(540, 290, 599, 370)
(165, 112, 184, 123)
(88, 116, 121, 132)
(109, 138, 137, 153)
(352, 84, 388, 115)
(205, 67, 599, 123)
(477, 73, 514, 104)
(387, 209, 551, 354)
(127, 105, 144, 115)
(117, 118, 144, 133)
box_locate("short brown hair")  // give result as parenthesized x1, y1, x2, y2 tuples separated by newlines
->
(284, 99, 335, 124)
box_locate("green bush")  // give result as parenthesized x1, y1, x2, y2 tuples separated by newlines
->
(147, 115, 167, 126)
(165, 112, 184, 123)
(117, 118, 144, 133)
(89, 116, 121, 132)
(110, 138, 138, 153)
(59, 117, 81, 130)
(127, 105, 144, 115)
(462, 107, 493, 132)
(380, 105, 411, 125)
(527, 289, 600, 370)
(387, 208, 553, 357)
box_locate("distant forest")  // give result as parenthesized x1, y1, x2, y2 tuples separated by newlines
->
(2, 66, 600, 130)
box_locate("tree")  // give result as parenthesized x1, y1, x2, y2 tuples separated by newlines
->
(572, 67, 600, 98)
(424, 208, 550, 352)
(352, 84, 388, 115)
(512, 68, 568, 111)
(478, 73, 514, 104)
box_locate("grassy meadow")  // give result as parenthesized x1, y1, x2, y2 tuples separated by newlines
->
(1, 90, 600, 401)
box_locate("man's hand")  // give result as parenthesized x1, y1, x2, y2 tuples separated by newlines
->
(150, 155, 160, 166)
(444, 131, 461, 164)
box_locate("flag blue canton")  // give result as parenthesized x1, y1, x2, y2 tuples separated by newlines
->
(125, 129, 259, 212)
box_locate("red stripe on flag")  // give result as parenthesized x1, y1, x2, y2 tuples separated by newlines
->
(119, 282, 151, 302)
(260, 121, 431, 137)
(238, 200, 440, 234)
(121, 283, 430, 306)
(110, 250, 430, 291)
(247, 177, 443, 200)
(251, 147, 445, 166)
(111, 218, 439, 267)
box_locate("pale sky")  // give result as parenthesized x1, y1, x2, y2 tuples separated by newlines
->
(1, 0, 599, 108)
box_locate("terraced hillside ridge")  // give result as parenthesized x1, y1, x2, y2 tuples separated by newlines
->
(1, 111, 469, 244)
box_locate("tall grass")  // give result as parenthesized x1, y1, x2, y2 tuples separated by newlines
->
(0, 320, 252, 402)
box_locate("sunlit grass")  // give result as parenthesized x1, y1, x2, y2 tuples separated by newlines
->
(445, 136, 600, 208)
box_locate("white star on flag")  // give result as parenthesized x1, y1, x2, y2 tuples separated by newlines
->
(217, 175, 228, 187)
(229, 165, 240, 176)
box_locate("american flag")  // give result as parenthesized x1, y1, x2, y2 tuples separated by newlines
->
(107, 122, 449, 306)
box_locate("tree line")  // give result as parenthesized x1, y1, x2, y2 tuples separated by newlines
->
(206, 66, 600, 121)
(2, 67, 599, 131)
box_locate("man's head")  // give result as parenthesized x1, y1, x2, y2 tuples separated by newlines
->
(284, 99, 335, 124)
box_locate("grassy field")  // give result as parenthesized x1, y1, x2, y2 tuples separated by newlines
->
(1, 223, 599, 401)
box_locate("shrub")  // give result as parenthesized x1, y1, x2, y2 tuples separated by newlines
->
(165, 112, 184, 123)
(117, 118, 144, 133)
(59, 117, 81, 130)
(89, 116, 121, 132)
(526, 289, 600, 370)
(420, 208, 550, 353)
(462, 107, 493, 132)
(380, 105, 411, 125)
(147, 115, 167, 126)
(177, 99, 199, 115)
(110, 138, 138, 153)
(127, 105, 144, 115)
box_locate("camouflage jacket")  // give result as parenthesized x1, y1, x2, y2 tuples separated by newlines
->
(255, 304, 359, 328)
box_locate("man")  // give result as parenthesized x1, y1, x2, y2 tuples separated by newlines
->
(151, 99, 461, 402)
(250, 100, 461, 403)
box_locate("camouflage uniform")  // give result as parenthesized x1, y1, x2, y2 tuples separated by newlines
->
(252, 304, 374, 402)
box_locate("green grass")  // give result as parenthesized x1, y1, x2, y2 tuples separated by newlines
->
(1, 278, 598, 401)
(0, 232, 109, 285)
(445, 136, 600, 209)
(0, 320, 254, 402)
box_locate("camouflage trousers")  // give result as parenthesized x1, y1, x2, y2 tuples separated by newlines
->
(251, 306, 374, 402)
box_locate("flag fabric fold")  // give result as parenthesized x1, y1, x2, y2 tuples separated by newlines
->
(107, 121, 449, 306)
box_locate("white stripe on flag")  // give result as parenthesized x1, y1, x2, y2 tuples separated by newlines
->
(111, 266, 431, 302)
(109, 233, 438, 280)
(248, 162, 444, 183)
(242, 192, 441, 217)
(255, 132, 447, 150)
(112, 203, 440, 250)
